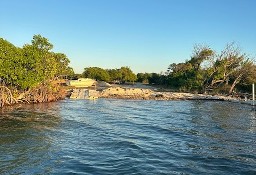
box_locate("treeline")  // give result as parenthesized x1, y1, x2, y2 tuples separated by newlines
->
(0, 34, 74, 90)
(137, 43, 256, 94)
(81, 66, 137, 83)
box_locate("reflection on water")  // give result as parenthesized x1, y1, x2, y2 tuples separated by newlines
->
(0, 99, 255, 175)
(0, 103, 61, 175)
(187, 101, 256, 171)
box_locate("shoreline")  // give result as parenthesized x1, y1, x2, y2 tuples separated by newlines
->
(1, 85, 252, 109)
(69, 86, 253, 105)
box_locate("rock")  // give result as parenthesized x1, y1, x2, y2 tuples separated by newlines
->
(70, 89, 89, 99)
(101, 87, 154, 99)
(69, 86, 241, 102)
(70, 89, 100, 99)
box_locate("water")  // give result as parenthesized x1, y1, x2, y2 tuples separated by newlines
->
(0, 99, 255, 175)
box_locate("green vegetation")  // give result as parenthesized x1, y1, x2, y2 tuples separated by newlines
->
(82, 66, 137, 83)
(81, 43, 255, 95)
(137, 73, 167, 85)
(83, 67, 111, 82)
(0, 35, 74, 107)
(137, 43, 256, 94)
(0, 34, 74, 90)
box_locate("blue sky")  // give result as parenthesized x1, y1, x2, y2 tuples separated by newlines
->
(0, 0, 255, 74)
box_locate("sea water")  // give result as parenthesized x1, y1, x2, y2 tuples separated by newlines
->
(0, 99, 255, 174)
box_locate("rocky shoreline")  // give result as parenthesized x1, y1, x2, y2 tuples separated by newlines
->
(69, 86, 244, 102)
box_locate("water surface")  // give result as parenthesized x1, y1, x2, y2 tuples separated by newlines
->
(0, 99, 255, 174)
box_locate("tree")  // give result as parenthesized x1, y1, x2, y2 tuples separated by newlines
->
(166, 43, 256, 94)
(107, 69, 122, 82)
(31, 34, 53, 51)
(137, 73, 151, 84)
(119, 67, 137, 83)
(81, 66, 137, 83)
(189, 45, 215, 70)
(227, 59, 255, 94)
(82, 67, 110, 81)
(202, 43, 251, 94)
(0, 35, 73, 90)
(0, 38, 25, 87)
(52, 52, 74, 77)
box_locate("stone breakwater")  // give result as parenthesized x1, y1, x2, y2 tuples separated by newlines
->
(70, 87, 239, 101)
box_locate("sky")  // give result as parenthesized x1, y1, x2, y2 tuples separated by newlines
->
(0, 0, 256, 74)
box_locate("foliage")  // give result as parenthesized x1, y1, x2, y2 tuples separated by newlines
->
(166, 43, 256, 94)
(107, 69, 122, 82)
(82, 66, 137, 83)
(119, 67, 137, 83)
(137, 43, 256, 95)
(82, 67, 110, 82)
(137, 72, 167, 85)
(137, 73, 151, 84)
(0, 35, 74, 90)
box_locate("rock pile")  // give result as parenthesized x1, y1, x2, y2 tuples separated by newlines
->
(69, 86, 239, 101)
(70, 89, 100, 99)
(101, 87, 154, 99)
(100, 87, 238, 101)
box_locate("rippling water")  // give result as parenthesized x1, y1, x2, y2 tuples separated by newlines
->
(0, 99, 256, 174)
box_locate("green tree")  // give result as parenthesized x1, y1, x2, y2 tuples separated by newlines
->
(107, 69, 122, 82)
(119, 67, 137, 83)
(203, 43, 254, 94)
(167, 45, 215, 92)
(167, 43, 256, 94)
(82, 67, 110, 81)
(31, 34, 53, 51)
(0, 38, 24, 87)
(137, 73, 151, 84)
(52, 52, 74, 77)
(0, 35, 73, 90)
(167, 62, 193, 90)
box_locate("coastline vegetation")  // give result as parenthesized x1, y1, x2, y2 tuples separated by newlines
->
(0, 35, 74, 107)
(1, 34, 255, 107)
(79, 43, 256, 96)
(137, 43, 256, 95)
(82, 66, 137, 83)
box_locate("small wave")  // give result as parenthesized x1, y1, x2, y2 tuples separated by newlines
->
(1, 99, 256, 174)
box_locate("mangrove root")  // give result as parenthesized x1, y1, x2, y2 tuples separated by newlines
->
(0, 86, 18, 107)
(17, 82, 67, 104)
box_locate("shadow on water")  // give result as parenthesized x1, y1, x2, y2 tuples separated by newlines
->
(0, 102, 62, 175)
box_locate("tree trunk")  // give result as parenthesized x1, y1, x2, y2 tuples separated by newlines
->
(229, 74, 243, 94)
